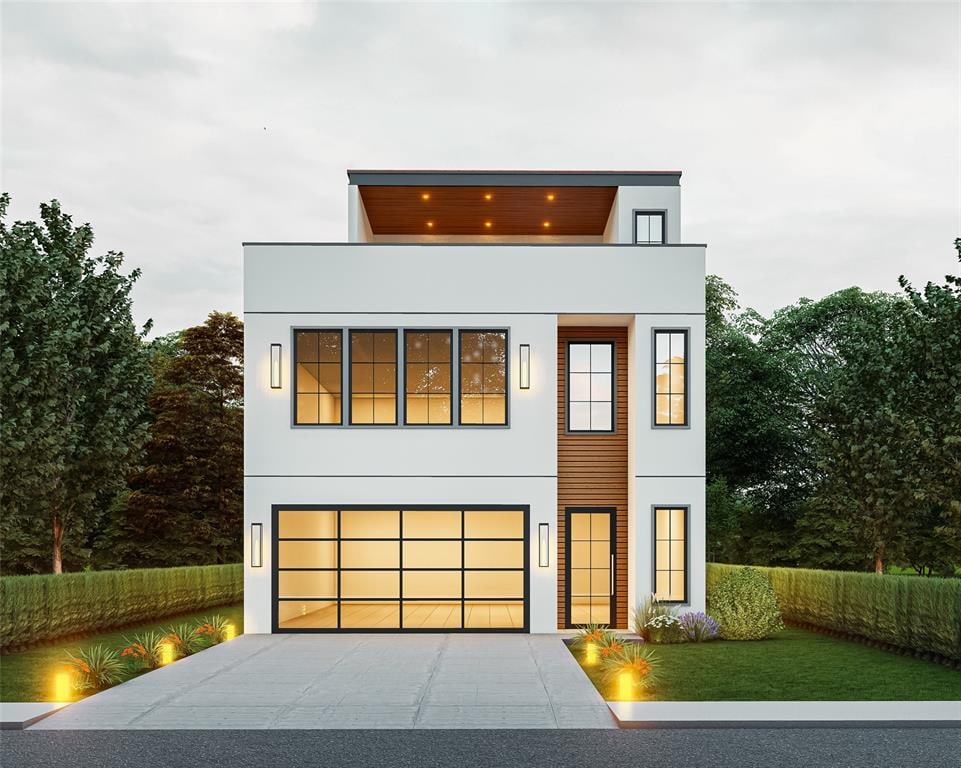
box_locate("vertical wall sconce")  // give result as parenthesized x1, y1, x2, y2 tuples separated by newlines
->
(538, 522, 549, 567)
(270, 344, 282, 389)
(251, 523, 263, 567)
(519, 344, 531, 389)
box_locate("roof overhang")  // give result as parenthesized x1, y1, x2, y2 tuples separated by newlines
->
(347, 169, 681, 187)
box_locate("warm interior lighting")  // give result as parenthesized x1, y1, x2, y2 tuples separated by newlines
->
(484, 193, 492, 201)
(484, 221, 492, 228)
(224, 623, 236, 641)
(251, 523, 263, 568)
(426, 221, 434, 228)
(542, 221, 550, 228)
(585, 642, 598, 665)
(160, 642, 174, 666)
(547, 193, 555, 201)
(421, 192, 430, 200)
(538, 522, 548, 567)
(519, 344, 531, 390)
(618, 671, 633, 699)
(53, 670, 71, 701)
(270, 344, 282, 389)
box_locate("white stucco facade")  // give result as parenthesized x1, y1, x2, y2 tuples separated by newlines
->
(244, 171, 705, 635)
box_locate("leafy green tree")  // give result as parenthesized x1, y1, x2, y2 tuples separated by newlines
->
(0, 194, 152, 574)
(109, 312, 243, 566)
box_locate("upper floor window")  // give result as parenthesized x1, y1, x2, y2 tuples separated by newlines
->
(459, 330, 507, 425)
(567, 342, 614, 433)
(295, 330, 343, 425)
(404, 330, 452, 425)
(654, 329, 688, 426)
(634, 211, 665, 244)
(349, 330, 397, 425)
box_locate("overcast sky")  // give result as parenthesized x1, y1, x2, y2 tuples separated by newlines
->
(3, 1, 959, 336)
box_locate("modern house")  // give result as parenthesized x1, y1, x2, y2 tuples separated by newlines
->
(243, 170, 705, 634)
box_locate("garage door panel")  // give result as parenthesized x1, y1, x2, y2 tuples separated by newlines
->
(278, 570, 337, 598)
(403, 570, 461, 598)
(341, 540, 399, 569)
(403, 540, 461, 569)
(341, 570, 400, 598)
(340, 510, 399, 538)
(279, 540, 337, 569)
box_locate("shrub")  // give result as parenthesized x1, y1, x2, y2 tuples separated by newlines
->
(644, 614, 686, 644)
(120, 631, 167, 671)
(163, 623, 206, 659)
(572, 623, 615, 650)
(708, 563, 961, 661)
(194, 614, 231, 645)
(709, 567, 784, 640)
(632, 594, 671, 641)
(678, 611, 720, 642)
(64, 644, 127, 691)
(0, 564, 243, 651)
(600, 643, 659, 692)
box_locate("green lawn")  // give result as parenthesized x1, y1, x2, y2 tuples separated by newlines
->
(0, 603, 243, 702)
(570, 628, 961, 701)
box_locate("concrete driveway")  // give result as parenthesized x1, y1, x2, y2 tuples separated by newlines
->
(32, 634, 615, 729)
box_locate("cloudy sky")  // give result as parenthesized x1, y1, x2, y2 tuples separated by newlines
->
(3, 1, 958, 336)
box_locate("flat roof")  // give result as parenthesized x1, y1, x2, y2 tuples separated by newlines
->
(347, 169, 681, 187)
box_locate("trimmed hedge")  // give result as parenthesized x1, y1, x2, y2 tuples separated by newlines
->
(0, 564, 242, 651)
(708, 563, 961, 662)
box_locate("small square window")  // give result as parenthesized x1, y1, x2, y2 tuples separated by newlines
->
(634, 212, 666, 244)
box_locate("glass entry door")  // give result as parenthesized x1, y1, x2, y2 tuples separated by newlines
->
(566, 508, 614, 626)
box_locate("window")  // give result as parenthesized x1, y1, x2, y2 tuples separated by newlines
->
(634, 211, 665, 244)
(295, 330, 343, 424)
(653, 507, 687, 603)
(654, 329, 688, 426)
(404, 330, 452, 425)
(459, 330, 507, 425)
(349, 330, 397, 424)
(567, 342, 614, 432)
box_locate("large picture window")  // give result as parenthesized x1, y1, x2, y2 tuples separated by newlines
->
(634, 211, 666, 244)
(350, 330, 397, 424)
(404, 330, 452, 425)
(295, 330, 343, 425)
(654, 329, 688, 426)
(459, 330, 507, 425)
(653, 506, 687, 603)
(567, 342, 614, 432)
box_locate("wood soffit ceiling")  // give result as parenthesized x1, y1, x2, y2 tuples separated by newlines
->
(359, 186, 617, 236)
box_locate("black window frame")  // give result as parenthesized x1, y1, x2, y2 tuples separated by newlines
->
(402, 329, 454, 426)
(457, 328, 510, 427)
(292, 328, 344, 426)
(652, 328, 689, 428)
(633, 210, 667, 244)
(348, 328, 399, 426)
(651, 505, 689, 605)
(565, 340, 616, 434)
(563, 506, 616, 629)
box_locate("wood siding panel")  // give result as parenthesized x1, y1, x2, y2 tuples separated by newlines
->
(557, 327, 629, 629)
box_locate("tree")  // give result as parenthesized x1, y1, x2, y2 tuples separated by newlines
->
(0, 194, 152, 574)
(110, 312, 243, 567)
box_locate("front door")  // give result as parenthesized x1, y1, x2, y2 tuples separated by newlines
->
(565, 508, 615, 627)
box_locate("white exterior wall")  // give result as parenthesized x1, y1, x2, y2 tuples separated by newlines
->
(245, 219, 705, 634)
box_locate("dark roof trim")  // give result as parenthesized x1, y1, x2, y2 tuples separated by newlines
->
(243, 242, 706, 248)
(346, 170, 681, 187)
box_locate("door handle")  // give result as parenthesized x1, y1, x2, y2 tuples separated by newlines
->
(610, 554, 614, 595)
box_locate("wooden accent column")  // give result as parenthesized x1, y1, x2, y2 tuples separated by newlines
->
(557, 326, 629, 629)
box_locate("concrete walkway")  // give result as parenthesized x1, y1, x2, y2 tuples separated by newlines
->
(32, 634, 614, 729)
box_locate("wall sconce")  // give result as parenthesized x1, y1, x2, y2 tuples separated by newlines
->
(251, 523, 263, 568)
(519, 344, 531, 389)
(538, 522, 549, 567)
(270, 344, 282, 389)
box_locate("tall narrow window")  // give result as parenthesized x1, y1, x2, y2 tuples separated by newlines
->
(653, 507, 687, 603)
(459, 330, 507, 425)
(350, 330, 397, 424)
(405, 330, 452, 425)
(654, 330, 688, 426)
(634, 211, 665, 244)
(295, 330, 342, 424)
(567, 342, 614, 432)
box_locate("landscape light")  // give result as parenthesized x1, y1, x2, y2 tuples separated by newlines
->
(585, 642, 598, 665)
(270, 344, 282, 389)
(224, 623, 237, 641)
(160, 642, 174, 666)
(618, 671, 633, 700)
(54, 670, 71, 702)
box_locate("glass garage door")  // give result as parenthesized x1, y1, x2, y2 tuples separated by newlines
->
(274, 506, 528, 632)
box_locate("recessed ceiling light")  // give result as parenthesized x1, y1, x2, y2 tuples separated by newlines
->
(484, 221, 492, 228)
(547, 194, 555, 201)
(426, 221, 434, 228)
(543, 221, 551, 228)
(484, 193, 492, 201)
(421, 193, 430, 201)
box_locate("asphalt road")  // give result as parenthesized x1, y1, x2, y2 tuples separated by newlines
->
(3, 728, 960, 768)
